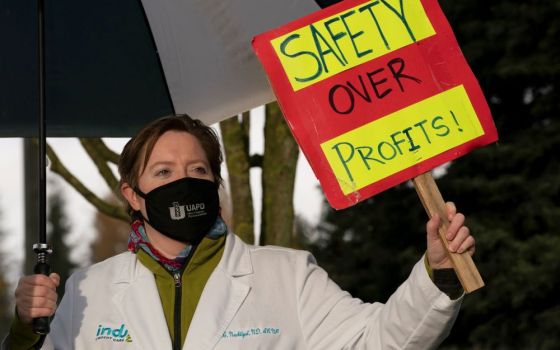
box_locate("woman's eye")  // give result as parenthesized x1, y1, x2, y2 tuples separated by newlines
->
(193, 166, 208, 175)
(155, 169, 170, 176)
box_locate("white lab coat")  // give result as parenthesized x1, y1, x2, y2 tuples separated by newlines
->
(38, 232, 461, 349)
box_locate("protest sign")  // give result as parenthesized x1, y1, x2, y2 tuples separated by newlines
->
(252, 0, 498, 209)
(253, 0, 497, 292)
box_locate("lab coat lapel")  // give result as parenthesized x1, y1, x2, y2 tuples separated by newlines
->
(113, 258, 172, 350)
(184, 233, 253, 350)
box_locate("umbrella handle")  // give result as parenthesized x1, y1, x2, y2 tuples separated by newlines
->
(34, 0, 52, 337)
(32, 243, 52, 335)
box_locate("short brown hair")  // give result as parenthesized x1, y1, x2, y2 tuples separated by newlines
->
(118, 115, 223, 218)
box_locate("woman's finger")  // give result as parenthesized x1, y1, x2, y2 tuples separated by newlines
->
(457, 235, 476, 255)
(449, 226, 470, 252)
(446, 213, 465, 240)
(446, 201, 457, 220)
(49, 273, 61, 287)
(28, 306, 57, 320)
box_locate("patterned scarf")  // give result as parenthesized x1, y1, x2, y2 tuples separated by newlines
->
(127, 217, 227, 273)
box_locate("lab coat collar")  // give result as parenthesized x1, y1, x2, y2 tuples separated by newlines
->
(112, 254, 173, 350)
(111, 231, 254, 350)
(184, 231, 254, 349)
(217, 230, 254, 277)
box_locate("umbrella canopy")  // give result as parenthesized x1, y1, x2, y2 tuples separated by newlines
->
(0, 0, 320, 137)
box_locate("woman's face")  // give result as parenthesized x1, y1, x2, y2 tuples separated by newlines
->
(124, 130, 214, 216)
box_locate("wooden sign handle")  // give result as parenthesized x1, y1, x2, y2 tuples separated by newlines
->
(412, 172, 484, 293)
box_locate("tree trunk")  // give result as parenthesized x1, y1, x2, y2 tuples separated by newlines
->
(219, 113, 254, 244)
(261, 102, 299, 247)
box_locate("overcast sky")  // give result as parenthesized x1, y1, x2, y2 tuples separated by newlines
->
(0, 111, 324, 285)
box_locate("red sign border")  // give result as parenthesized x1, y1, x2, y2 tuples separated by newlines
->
(253, 0, 498, 209)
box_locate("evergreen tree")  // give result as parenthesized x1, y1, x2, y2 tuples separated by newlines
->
(435, 1, 560, 348)
(307, 0, 560, 348)
(47, 184, 76, 299)
(0, 275, 9, 345)
(0, 279, 9, 342)
(0, 202, 12, 340)
(307, 185, 425, 302)
(90, 194, 130, 263)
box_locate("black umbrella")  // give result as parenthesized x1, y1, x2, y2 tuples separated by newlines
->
(1, 0, 322, 335)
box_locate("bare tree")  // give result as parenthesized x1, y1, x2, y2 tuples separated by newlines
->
(221, 103, 299, 247)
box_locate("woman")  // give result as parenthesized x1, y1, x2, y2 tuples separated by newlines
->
(5, 115, 474, 349)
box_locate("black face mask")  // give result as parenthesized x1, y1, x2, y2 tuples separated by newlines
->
(134, 177, 219, 243)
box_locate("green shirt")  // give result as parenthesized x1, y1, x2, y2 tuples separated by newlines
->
(136, 234, 225, 348)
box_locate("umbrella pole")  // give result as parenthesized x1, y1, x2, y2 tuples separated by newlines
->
(32, 0, 53, 336)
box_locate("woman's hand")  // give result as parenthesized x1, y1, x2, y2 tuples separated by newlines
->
(15, 273, 60, 325)
(426, 202, 475, 269)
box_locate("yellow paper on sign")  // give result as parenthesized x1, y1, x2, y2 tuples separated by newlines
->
(271, 0, 436, 91)
(321, 85, 484, 194)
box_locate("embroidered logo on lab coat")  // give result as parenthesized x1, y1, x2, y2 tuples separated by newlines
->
(95, 324, 133, 343)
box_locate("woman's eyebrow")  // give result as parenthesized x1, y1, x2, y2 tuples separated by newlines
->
(147, 160, 175, 170)
(187, 159, 209, 165)
(147, 159, 208, 170)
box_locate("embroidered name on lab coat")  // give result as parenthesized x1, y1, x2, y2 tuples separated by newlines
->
(222, 327, 280, 339)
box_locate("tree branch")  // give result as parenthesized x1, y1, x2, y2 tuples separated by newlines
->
(79, 138, 119, 191)
(89, 138, 120, 164)
(249, 154, 263, 168)
(46, 143, 129, 222)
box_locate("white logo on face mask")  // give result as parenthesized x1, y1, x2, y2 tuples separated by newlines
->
(185, 203, 205, 212)
(169, 202, 186, 220)
(169, 202, 206, 220)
